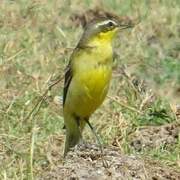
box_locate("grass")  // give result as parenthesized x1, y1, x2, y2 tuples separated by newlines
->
(0, 0, 179, 178)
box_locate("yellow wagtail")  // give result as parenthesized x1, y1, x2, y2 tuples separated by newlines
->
(63, 18, 131, 156)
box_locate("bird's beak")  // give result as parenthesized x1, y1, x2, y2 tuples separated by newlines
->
(118, 23, 134, 30)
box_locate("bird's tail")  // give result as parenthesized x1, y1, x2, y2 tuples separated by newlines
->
(63, 113, 83, 156)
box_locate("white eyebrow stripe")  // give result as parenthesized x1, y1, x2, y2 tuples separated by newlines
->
(95, 20, 117, 28)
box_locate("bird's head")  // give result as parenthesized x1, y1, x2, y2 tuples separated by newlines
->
(79, 18, 132, 46)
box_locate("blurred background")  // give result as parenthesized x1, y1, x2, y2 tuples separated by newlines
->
(0, 0, 179, 178)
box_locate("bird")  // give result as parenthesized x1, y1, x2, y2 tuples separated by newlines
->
(63, 17, 131, 156)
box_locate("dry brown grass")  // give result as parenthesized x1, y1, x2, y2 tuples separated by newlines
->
(0, 0, 179, 179)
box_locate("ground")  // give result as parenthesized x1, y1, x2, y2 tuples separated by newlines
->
(39, 144, 180, 180)
(0, 0, 179, 179)
(39, 122, 180, 180)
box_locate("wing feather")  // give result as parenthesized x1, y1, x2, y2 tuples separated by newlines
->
(63, 64, 72, 106)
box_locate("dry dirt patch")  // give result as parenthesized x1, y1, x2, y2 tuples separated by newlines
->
(39, 144, 180, 180)
(130, 122, 180, 151)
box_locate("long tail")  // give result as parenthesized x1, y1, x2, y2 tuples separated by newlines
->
(63, 113, 82, 156)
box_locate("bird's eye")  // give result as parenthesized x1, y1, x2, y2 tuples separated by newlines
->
(107, 21, 114, 27)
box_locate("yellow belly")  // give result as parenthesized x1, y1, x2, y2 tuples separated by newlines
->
(64, 65, 112, 118)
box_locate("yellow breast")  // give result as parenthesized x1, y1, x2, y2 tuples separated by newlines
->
(72, 64, 112, 117)
(64, 34, 114, 117)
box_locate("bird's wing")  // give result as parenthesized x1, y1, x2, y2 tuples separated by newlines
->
(63, 46, 87, 107)
(63, 63, 72, 107)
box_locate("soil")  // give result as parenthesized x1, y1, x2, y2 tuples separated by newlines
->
(39, 143, 180, 180)
(129, 122, 180, 151)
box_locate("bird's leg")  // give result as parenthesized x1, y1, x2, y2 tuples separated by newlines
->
(84, 118, 109, 168)
(75, 116, 87, 147)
